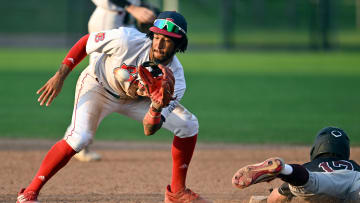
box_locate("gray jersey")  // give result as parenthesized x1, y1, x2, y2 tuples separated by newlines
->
(290, 169, 360, 202)
(279, 158, 360, 202)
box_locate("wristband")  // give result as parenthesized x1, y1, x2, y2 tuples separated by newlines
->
(150, 104, 162, 113)
(143, 106, 162, 125)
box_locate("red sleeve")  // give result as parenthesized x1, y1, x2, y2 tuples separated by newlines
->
(61, 34, 90, 70)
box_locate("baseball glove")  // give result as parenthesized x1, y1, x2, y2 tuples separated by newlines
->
(138, 61, 175, 108)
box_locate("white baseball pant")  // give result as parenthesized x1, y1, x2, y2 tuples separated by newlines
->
(64, 66, 199, 152)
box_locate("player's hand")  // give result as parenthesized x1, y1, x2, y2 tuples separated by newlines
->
(37, 64, 70, 106)
(267, 188, 288, 203)
(37, 72, 64, 106)
(125, 5, 156, 24)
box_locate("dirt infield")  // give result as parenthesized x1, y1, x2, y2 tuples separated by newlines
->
(1, 139, 359, 203)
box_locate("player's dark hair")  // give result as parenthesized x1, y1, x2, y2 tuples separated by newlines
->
(146, 32, 188, 53)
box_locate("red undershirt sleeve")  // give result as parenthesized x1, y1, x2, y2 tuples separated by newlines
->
(61, 34, 90, 70)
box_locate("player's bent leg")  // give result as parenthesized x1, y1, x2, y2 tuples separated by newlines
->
(162, 104, 199, 138)
(232, 157, 284, 189)
(65, 69, 114, 157)
(64, 125, 101, 162)
(17, 70, 117, 202)
(122, 102, 209, 202)
(164, 134, 211, 203)
(17, 140, 76, 203)
(162, 104, 199, 190)
(162, 106, 211, 202)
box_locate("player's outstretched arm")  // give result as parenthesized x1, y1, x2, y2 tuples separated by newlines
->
(138, 63, 175, 135)
(125, 5, 156, 24)
(109, 0, 155, 24)
(37, 64, 71, 106)
(37, 34, 89, 106)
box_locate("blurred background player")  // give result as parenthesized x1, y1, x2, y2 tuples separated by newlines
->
(74, 0, 158, 162)
(232, 126, 360, 202)
(88, 0, 157, 33)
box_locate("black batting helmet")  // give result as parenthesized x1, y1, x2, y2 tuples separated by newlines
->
(310, 127, 350, 161)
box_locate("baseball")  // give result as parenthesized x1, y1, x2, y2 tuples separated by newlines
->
(114, 68, 130, 82)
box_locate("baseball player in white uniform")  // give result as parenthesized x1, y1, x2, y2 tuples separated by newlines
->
(16, 11, 210, 203)
(74, 0, 156, 162)
(88, 0, 156, 33)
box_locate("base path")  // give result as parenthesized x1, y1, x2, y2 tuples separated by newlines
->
(1, 139, 359, 203)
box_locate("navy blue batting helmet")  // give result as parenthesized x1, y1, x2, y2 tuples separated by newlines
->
(310, 127, 350, 161)
(149, 11, 187, 39)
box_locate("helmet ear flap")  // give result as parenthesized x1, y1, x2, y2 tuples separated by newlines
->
(310, 145, 315, 161)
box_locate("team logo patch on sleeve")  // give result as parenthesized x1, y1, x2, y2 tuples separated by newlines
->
(95, 32, 105, 42)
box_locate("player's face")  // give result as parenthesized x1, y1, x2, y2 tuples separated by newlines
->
(151, 33, 176, 63)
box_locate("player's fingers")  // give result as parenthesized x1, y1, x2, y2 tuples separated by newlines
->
(39, 93, 49, 106)
(37, 89, 48, 103)
(37, 85, 51, 102)
(39, 89, 53, 106)
(139, 12, 155, 24)
(46, 90, 57, 106)
(144, 12, 155, 23)
(37, 84, 47, 94)
(141, 8, 155, 21)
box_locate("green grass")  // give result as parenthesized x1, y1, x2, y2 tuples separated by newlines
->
(0, 48, 359, 145)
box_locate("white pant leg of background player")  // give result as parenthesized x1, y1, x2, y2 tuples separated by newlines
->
(88, 7, 125, 33)
(289, 170, 360, 201)
(87, 0, 140, 69)
(88, 0, 141, 33)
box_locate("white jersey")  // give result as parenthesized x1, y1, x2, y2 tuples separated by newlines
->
(88, 0, 140, 33)
(91, 0, 140, 12)
(86, 27, 186, 118)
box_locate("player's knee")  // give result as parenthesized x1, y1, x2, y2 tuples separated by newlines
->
(64, 131, 94, 152)
(173, 114, 199, 138)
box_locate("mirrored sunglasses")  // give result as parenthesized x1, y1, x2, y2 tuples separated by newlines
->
(153, 19, 186, 34)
